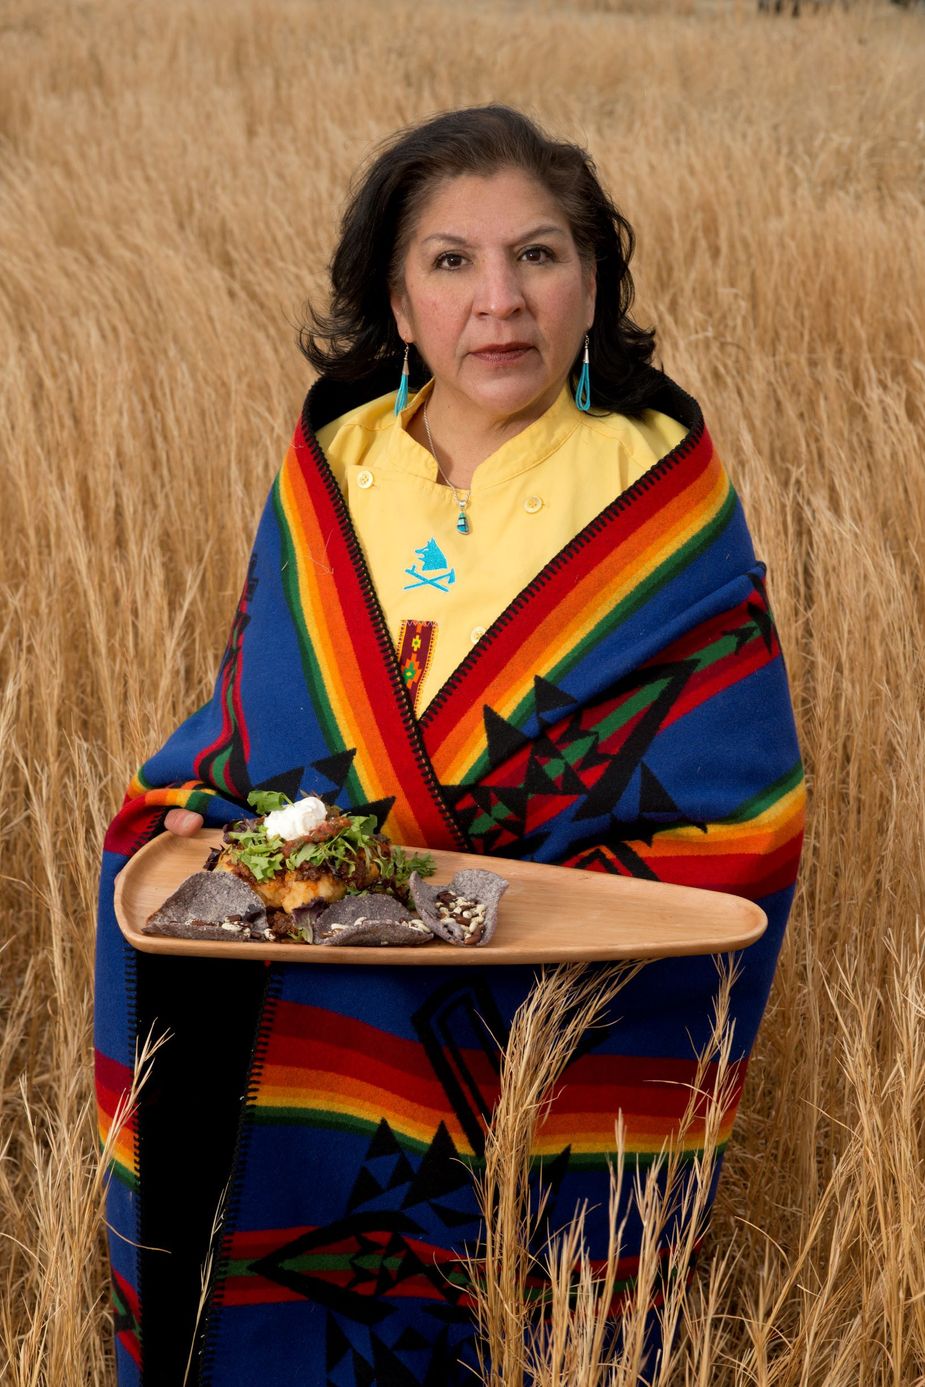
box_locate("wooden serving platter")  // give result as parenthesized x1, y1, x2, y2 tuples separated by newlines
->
(114, 831, 766, 965)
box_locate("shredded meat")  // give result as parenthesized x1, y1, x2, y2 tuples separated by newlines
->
(281, 814, 352, 856)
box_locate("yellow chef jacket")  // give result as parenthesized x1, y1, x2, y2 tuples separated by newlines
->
(316, 383, 686, 712)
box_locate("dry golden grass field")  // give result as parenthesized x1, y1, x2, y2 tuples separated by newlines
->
(2, 0, 924, 1382)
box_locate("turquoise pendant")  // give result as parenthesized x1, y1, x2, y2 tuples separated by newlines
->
(456, 509, 470, 535)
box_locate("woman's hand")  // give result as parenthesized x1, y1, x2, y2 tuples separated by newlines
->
(164, 808, 204, 836)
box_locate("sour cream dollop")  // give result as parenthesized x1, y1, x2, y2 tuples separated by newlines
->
(263, 796, 327, 840)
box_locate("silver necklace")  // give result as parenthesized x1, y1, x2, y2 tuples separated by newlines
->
(423, 401, 471, 535)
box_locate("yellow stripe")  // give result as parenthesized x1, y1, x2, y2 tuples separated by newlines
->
(644, 782, 805, 857)
(257, 1086, 476, 1155)
(123, 779, 212, 807)
(98, 1117, 137, 1178)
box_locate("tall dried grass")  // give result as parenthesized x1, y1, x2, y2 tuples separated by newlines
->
(468, 961, 741, 1386)
(1, 0, 923, 1381)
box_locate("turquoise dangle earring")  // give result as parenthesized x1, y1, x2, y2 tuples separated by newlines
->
(575, 333, 591, 412)
(394, 343, 410, 415)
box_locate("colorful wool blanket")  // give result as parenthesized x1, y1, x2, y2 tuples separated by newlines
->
(95, 366, 805, 1386)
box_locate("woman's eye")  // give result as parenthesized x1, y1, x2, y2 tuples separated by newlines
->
(521, 245, 555, 264)
(434, 252, 466, 270)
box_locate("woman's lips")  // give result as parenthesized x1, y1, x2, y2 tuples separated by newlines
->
(469, 344, 534, 365)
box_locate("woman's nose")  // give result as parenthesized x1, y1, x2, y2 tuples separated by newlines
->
(473, 260, 526, 317)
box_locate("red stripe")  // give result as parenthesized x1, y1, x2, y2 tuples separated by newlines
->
(547, 1060, 745, 1121)
(291, 424, 461, 848)
(113, 1267, 140, 1319)
(232, 658, 250, 767)
(103, 801, 163, 855)
(221, 1279, 306, 1305)
(220, 1232, 654, 1309)
(95, 1052, 137, 1128)
(261, 1003, 497, 1107)
(112, 1269, 142, 1366)
(221, 1274, 462, 1307)
(193, 667, 234, 772)
(116, 1330, 142, 1367)
(640, 835, 803, 900)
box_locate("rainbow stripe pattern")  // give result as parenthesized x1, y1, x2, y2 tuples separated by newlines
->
(95, 368, 804, 1386)
(248, 1001, 744, 1164)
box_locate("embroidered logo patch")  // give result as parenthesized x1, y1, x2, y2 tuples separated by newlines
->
(396, 619, 437, 712)
(403, 537, 456, 593)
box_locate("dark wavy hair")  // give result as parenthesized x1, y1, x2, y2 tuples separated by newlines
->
(300, 105, 659, 414)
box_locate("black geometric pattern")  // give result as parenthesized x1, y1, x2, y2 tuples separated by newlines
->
(312, 748, 358, 798)
(310, 747, 395, 826)
(445, 664, 704, 856)
(238, 972, 581, 1383)
(251, 765, 307, 803)
(245, 1112, 483, 1385)
(442, 593, 780, 872)
(412, 978, 507, 1159)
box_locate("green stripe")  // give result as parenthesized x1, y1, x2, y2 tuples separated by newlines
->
(211, 744, 233, 795)
(185, 787, 219, 816)
(251, 1106, 447, 1156)
(103, 1153, 138, 1191)
(560, 1141, 727, 1171)
(722, 759, 804, 824)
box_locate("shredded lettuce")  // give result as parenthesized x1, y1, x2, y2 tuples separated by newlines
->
(246, 789, 293, 816)
(225, 824, 285, 881)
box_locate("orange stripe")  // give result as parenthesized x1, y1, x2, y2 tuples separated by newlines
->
(98, 1119, 136, 1178)
(280, 453, 429, 842)
(644, 783, 805, 857)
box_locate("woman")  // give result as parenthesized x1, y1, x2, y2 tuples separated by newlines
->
(96, 106, 804, 1385)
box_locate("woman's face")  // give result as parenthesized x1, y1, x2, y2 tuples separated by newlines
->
(390, 168, 596, 426)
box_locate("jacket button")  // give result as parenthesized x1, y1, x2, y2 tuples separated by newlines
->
(524, 495, 543, 513)
(357, 469, 374, 489)
(470, 625, 486, 644)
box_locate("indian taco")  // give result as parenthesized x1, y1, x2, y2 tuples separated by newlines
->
(143, 790, 508, 947)
(207, 790, 434, 915)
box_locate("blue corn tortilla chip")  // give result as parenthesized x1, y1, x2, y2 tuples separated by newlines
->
(144, 871, 270, 941)
(409, 868, 508, 946)
(310, 893, 435, 947)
